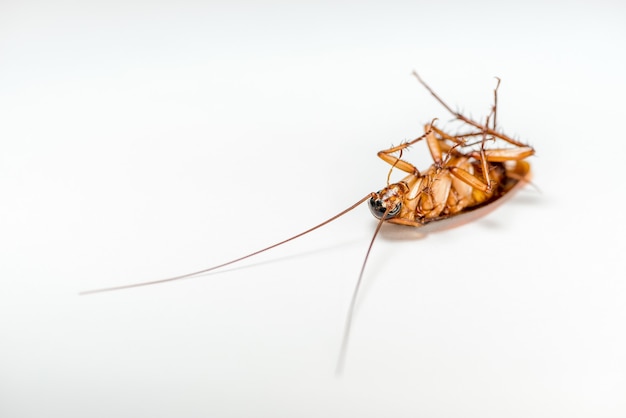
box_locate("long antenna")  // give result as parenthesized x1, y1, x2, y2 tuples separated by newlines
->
(80, 194, 373, 295)
(335, 205, 391, 375)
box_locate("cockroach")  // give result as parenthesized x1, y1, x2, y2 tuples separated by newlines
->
(80, 72, 535, 374)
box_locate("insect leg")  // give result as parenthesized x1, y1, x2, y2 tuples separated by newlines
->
(479, 115, 493, 191)
(471, 147, 535, 162)
(449, 165, 491, 193)
(492, 77, 501, 130)
(451, 132, 535, 195)
(424, 122, 444, 165)
(430, 125, 468, 146)
(376, 131, 431, 174)
(412, 71, 528, 148)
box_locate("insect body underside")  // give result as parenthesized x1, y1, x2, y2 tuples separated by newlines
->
(368, 80, 534, 228)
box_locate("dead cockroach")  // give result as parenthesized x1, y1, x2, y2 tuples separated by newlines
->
(80, 72, 535, 374)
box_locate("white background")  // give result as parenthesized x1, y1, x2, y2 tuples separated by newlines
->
(1, 1, 625, 417)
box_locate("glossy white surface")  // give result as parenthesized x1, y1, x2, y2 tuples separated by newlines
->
(1, 1, 625, 417)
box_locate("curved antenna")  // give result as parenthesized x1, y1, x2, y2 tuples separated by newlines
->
(80, 194, 374, 295)
(335, 205, 391, 375)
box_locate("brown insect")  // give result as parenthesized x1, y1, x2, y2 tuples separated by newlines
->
(81, 72, 535, 374)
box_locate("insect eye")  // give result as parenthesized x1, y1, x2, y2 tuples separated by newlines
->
(368, 194, 402, 220)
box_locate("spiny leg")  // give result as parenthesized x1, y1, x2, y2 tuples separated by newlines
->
(377, 119, 449, 177)
(470, 147, 535, 162)
(424, 122, 444, 166)
(479, 114, 493, 191)
(449, 117, 504, 194)
(412, 71, 529, 148)
(492, 77, 501, 131)
(430, 125, 469, 146)
(449, 138, 535, 194)
(376, 130, 430, 175)
(448, 115, 499, 194)
(449, 165, 491, 193)
(450, 143, 534, 193)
